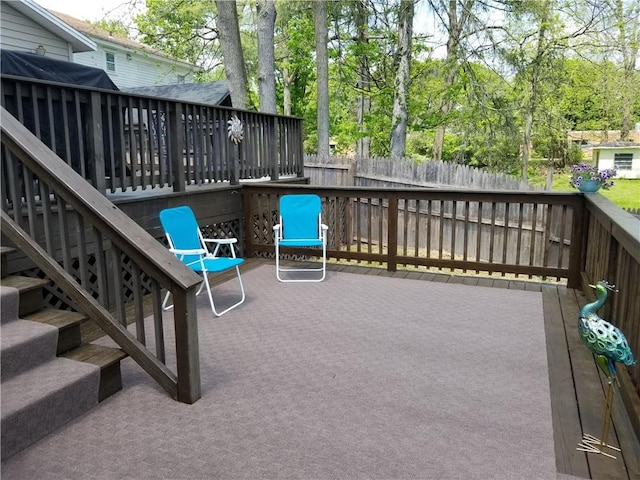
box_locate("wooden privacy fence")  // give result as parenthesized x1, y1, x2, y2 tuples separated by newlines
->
(304, 155, 540, 190)
(303, 157, 573, 282)
(244, 184, 584, 286)
(0, 75, 304, 195)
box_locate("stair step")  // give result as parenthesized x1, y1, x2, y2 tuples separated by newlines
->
(1, 246, 16, 278)
(0, 275, 50, 316)
(25, 309, 87, 354)
(62, 344, 128, 402)
(1, 357, 100, 461)
(0, 319, 58, 380)
(0, 286, 20, 324)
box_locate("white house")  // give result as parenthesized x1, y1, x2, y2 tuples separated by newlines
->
(593, 143, 640, 179)
(0, 0, 95, 60)
(1, 0, 199, 90)
(51, 11, 199, 89)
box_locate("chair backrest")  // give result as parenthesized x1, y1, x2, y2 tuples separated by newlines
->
(280, 194, 322, 240)
(159, 206, 203, 265)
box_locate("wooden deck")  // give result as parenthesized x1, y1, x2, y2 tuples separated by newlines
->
(81, 256, 640, 478)
(251, 258, 640, 480)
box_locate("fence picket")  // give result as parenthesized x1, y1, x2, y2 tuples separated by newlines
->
(305, 155, 543, 191)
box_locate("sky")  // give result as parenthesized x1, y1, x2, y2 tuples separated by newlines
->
(33, 0, 445, 55)
(34, 0, 438, 36)
(35, 0, 145, 22)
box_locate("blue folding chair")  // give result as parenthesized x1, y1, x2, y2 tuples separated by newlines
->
(159, 206, 245, 316)
(273, 194, 328, 282)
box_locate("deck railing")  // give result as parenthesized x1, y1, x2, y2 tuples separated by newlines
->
(2, 84, 637, 406)
(0, 75, 304, 194)
(244, 184, 585, 285)
(581, 194, 640, 399)
(1, 106, 202, 403)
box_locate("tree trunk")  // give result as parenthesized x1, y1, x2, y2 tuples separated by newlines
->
(614, 0, 639, 141)
(521, 2, 549, 181)
(431, 0, 474, 162)
(257, 0, 277, 114)
(215, 0, 248, 110)
(315, 0, 330, 158)
(283, 65, 292, 116)
(389, 0, 414, 159)
(356, 0, 371, 159)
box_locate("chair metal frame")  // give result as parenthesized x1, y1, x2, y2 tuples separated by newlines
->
(160, 206, 245, 317)
(273, 194, 328, 283)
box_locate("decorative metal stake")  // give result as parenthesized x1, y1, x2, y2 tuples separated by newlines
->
(577, 381, 620, 459)
(575, 281, 635, 461)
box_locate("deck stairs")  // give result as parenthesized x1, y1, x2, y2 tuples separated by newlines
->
(0, 246, 127, 461)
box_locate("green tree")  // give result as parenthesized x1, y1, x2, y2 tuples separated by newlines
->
(389, 0, 415, 159)
(499, 0, 601, 180)
(257, 0, 277, 113)
(597, 0, 640, 139)
(90, 19, 130, 38)
(315, 0, 330, 157)
(136, 0, 218, 71)
(274, 1, 315, 117)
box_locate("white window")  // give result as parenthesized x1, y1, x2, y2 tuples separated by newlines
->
(614, 153, 633, 170)
(105, 52, 116, 72)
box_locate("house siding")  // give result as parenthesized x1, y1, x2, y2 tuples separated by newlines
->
(0, 3, 71, 61)
(73, 41, 195, 89)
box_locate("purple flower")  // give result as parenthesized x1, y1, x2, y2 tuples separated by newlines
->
(570, 163, 617, 190)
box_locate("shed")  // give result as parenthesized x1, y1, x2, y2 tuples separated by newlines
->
(593, 142, 640, 179)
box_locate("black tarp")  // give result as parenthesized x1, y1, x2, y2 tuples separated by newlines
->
(1, 49, 118, 90)
(1, 49, 124, 180)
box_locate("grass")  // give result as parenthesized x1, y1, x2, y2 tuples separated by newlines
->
(528, 169, 640, 210)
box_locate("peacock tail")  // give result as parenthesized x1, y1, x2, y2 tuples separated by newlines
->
(578, 314, 637, 366)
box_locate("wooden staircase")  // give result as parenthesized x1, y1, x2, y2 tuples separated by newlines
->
(0, 246, 127, 460)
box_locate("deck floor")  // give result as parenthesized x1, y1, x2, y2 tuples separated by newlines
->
(3, 258, 639, 479)
(313, 259, 640, 480)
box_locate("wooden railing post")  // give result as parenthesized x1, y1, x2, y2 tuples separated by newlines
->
(168, 103, 186, 192)
(87, 92, 106, 194)
(296, 119, 304, 178)
(243, 189, 255, 257)
(269, 116, 279, 181)
(387, 195, 398, 272)
(231, 143, 240, 186)
(567, 197, 586, 289)
(173, 286, 201, 404)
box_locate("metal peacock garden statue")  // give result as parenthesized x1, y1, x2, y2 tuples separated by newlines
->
(576, 281, 636, 459)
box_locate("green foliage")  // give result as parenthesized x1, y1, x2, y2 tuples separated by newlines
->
(274, 2, 315, 117)
(89, 19, 129, 38)
(125, 0, 639, 171)
(406, 131, 471, 163)
(136, 0, 217, 67)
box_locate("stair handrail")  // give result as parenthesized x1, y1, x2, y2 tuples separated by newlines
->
(0, 106, 203, 403)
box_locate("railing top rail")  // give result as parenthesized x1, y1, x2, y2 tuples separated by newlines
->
(243, 182, 584, 205)
(0, 106, 201, 291)
(585, 194, 640, 263)
(0, 74, 303, 121)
